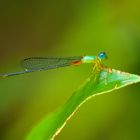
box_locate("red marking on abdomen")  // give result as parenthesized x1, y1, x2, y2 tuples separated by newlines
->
(72, 61, 82, 65)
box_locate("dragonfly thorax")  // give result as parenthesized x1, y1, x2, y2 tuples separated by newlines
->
(82, 56, 97, 63)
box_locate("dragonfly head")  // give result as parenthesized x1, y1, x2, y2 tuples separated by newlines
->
(99, 52, 108, 60)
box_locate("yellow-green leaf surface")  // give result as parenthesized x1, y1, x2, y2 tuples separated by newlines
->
(26, 68, 140, 140)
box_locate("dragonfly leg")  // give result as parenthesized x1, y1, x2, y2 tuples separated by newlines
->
(91, 57, 106, 74)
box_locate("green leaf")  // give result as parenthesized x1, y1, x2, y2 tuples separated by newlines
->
(26, 68, 140, 140)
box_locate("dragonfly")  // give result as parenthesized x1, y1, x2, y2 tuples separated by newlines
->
(0, 52, 107, 77)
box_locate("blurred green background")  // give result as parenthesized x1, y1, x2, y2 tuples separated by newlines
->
(0, 0, 140, 140)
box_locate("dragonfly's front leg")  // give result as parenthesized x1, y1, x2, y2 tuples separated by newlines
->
(91, 59, 103, 73)
(91, 58, 108, 77)
(91, 63, 97, 74)
(92, 60, 109, 85)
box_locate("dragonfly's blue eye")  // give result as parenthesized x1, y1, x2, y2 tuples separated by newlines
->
(99, 52, 107, 60)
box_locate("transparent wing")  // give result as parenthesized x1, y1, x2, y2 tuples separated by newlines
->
(21, 56, 83, 71)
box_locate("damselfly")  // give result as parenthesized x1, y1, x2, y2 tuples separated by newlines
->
(0, 52, 107, 77)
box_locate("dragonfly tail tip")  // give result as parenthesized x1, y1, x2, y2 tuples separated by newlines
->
(0, 74, 8, 78)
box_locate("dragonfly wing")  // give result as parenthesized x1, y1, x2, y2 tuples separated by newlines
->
(21, 56, 83, 71)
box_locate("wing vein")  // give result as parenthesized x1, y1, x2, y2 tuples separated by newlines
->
(21, 56, 82, 71)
